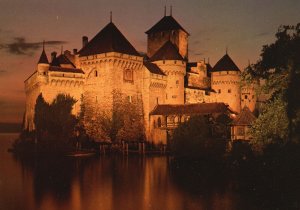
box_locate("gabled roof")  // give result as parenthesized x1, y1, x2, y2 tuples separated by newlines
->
(79, 22, 140, 57)
(38, 50, 49, 64)
(150, 103, 232, 115)
(145, 15, 189, 35)
(49, 66, 84, 74)
(149, 41, 183, 62)
(144, 62, 166, 76)
(232, 106, 256, 126)
(212, 54, 240, 72)
(51, 54, 75, 67)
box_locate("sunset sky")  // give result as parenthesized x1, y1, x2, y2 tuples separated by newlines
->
(0, 0, 299, 123)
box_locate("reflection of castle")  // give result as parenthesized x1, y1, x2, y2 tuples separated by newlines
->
(24, 11, 256, 144)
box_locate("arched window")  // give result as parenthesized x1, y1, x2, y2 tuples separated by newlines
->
(157, 117, 162, 128)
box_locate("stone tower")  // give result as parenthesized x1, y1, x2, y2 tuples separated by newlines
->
(145, 13, 189, 60)
(149, 41, 186, 104)
(37, 43, 49, 78)
(211, 53, 241, 113)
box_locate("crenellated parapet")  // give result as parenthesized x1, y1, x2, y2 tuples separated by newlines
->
(79, 52, 144, 73)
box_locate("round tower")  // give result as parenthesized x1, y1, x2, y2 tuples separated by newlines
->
(211, 53, 241, 113)
(149, 41, 186, 104)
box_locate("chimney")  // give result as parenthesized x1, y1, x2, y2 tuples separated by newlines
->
(51, 51, 57, 62)
(82, 36, 88, 48)
(73, 48, 78, 55)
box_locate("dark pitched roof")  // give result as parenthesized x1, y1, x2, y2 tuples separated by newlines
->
(38, 50, 49, 64)
(145, 15, 189, 35)
(49, 66, 84, 74)
(232, 106, 256, 126)
(149, 41, 183, 62)
(144, 62, 166, 76)
(51, 54, 75, 67)
(150, 103, 231, 115)
(212, 54, 240, 72)
(206, 63, 213, 77)
(79, 22, 140, 57)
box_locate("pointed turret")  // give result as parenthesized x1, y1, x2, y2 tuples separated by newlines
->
(38, 42, 49, 64)
(212, 54, 240, 72)
(37, 42, 49, 75)
(211, 53, 241, 113)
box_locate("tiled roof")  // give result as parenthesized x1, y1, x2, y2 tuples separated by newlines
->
(79, 22, 140, 57)
(149, 41, 183, 62)
(232, 106, 256, 126)
(51, 54, 75, 67)
(212, 54, 240, 72)
(145, 15, 189, 35)
(38, 50, 49, 64)
(144, 62, 166, 76)
(49, 66, 84, 74)
(150, 103, 231, 115)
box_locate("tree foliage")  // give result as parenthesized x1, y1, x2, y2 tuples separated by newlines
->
(245, 24, 300, 145)
(81, 90, 145, 142)
(34, 93, 77, 140)
(171, 115, 226, 160)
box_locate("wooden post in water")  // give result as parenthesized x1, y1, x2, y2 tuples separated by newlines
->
(125, 142, 129, 155)
(142, 142, 146, 154)
(163, 144, 166, 154)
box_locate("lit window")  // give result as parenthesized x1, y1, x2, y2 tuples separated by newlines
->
(123, 69, 133, 83)
(237, 127, 245, 135)
(128, 95, 132, 103)
(157, 117, 162, 127)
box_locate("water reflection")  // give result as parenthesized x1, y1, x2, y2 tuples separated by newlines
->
(1, 134, 300, 210)
(13, 154, 239, 210)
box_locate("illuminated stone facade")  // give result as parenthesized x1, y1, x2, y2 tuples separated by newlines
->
(24, 14, 256, 143)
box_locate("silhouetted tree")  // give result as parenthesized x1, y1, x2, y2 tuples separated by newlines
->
(245, 24, 300, 146)
(171, 115, 226, 160)
(34, 93, 77, 141)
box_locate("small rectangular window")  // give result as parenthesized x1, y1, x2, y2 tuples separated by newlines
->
(237, 127, 245, 135)
(245, 95, 248, 99)
(218, 89, 221, 93)
(228, 89, 231, 93)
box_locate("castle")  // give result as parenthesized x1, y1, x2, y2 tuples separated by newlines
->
(24, 11, 256, 144)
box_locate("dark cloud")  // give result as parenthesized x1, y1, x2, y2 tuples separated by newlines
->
(0, 69, 7, 73)
(0, 37, 67, 56)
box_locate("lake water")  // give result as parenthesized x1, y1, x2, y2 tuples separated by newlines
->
(0, 133, 298, 210)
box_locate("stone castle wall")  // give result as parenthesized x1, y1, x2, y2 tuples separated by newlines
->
(211, 71, 241, 113)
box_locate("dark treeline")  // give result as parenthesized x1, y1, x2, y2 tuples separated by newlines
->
(170, 23, 300, 210)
